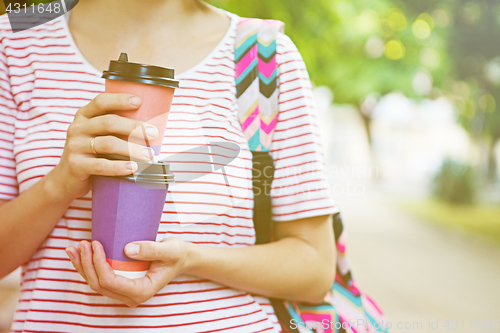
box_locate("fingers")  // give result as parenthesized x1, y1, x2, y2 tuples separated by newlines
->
(78, 93, 142, 118)
(125, 239, 184, 265)
(65, 246, 87, 280)
(92, 241, 155, 302)
(85, 136, 155, 162)
(124, 241, 162, 261)
(90, 241, 126, 291)
(69, 240, 174, 308)
(76, 157, 138, 176)
(84, 114, 158, 142)
(77, 241, 140, 307)
(79, 241, 103, 288)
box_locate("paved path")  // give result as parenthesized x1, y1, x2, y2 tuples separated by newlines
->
(316, 94, 500, 333)
(331, 185, 500, 333)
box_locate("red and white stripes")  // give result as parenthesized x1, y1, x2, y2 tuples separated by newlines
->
(0, 11, 336, 333)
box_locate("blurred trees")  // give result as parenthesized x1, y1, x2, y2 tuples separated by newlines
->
(433, 159, 476, 204)
(214, 0, 500, 181)
(446, 0, 500, 180)
(214, 0, 442, 103)
(213, 0, 449, 139)
(0, 1, 498, 180)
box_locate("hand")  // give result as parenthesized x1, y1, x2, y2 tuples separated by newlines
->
(47, 93, 159, 200)
(65, 238, 190, 307)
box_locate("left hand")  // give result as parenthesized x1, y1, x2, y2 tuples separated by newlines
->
(65, 237, 190, 307)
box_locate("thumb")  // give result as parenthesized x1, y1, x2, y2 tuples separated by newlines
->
(124, 241, 163, 261)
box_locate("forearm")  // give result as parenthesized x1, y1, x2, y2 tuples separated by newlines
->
(0, 170, 74, 278)
(0, 93, 160, 279)
(65, 215, 336, 307)
(184, 234, 335, 304)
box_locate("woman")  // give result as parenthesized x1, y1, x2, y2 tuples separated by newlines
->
(0, 0, 338, 332)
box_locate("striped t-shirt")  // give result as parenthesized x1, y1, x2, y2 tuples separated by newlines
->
(0, 11, 338, 333)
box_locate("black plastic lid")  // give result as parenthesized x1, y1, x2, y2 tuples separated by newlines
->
(111, 174, 174, 190)
(98, 154, 170, 173)
(116, 174, 175, 184)
(102, 53, 179, 89)
(135, 160, 171, 175)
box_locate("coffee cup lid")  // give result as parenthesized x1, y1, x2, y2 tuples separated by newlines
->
(133, 175, 175, 183)
(116, 176, 174, 190)
(98, 154, 171, 173)
(135, 160, 171, 176)
(102, 53, 179, 89)
(97, 154, 174, 181)
(132, 174, 175, 179)
(118, 174, 175, 184)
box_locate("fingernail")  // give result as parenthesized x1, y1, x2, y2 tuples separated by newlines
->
(126, 161, 137, 171)
(129, 96, 141, 107)
(67, 251, 74, 261)
(142, 148, 154, 159)
(125, 243, 140, 256)
(145, 126, 158, 139)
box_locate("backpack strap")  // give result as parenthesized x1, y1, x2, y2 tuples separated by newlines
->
(236, 18, 301, 333)
(235, 18, 283, 152)
(235, 17, 283, 245)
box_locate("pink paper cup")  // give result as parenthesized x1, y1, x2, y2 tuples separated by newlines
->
(102, 53, 179, 155)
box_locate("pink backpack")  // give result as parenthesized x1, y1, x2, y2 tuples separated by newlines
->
(235, 18, 388, 333)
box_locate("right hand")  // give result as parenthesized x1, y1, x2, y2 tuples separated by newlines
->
(47, 93, 159, 200)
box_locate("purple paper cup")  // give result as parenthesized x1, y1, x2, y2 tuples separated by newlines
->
(91, 172, 173, 279)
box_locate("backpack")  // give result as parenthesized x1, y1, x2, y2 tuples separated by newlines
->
(235, 18, 388, 333)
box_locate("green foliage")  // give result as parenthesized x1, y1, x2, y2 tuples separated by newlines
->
(445, 0, 500, 144)
(402, 199, 500, 242)
(212, 0, 449, 105)
(432, 159, 477, 205)
(213, 0, 500, 179)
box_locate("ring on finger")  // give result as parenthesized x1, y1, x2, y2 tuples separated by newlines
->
(90, 137, 98, 155)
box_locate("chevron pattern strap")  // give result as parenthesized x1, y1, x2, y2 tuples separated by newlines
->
(235, 18, 284, 152)
(235, 19, 388, 333)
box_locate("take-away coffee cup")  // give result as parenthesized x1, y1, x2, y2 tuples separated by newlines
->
(91, 160, 174, 279)
(102, 52, 179, 155)
(91, 54, 178, 278)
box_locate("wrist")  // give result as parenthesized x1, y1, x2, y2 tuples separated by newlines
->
(181, 241, 202, 275)
(41, 168, 76, 204)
